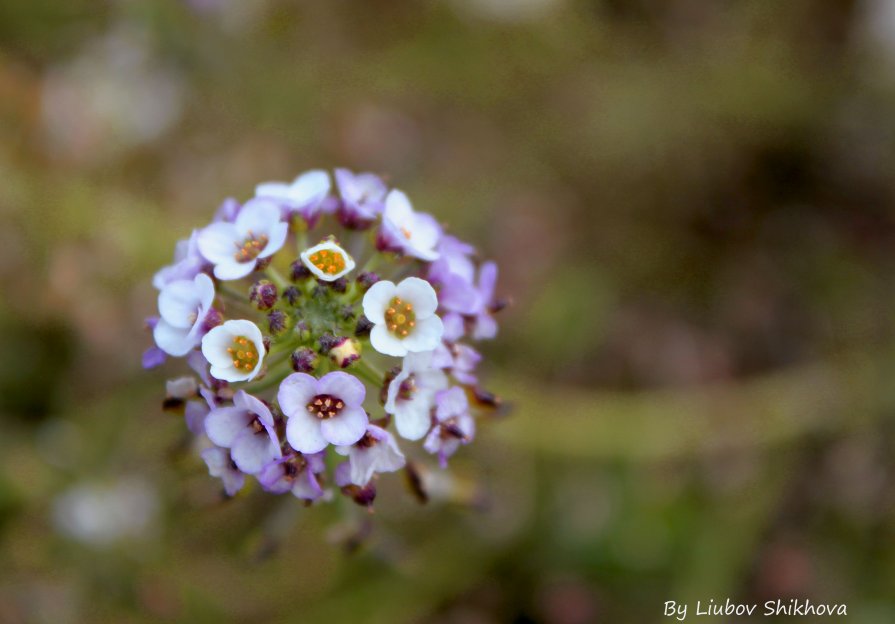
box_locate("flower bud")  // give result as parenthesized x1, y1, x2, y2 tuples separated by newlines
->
(267, 310, 289, 336)
(249, 280, 278, 311)
(328, 277, 348, 293)
(201, 308, 223, 333)
(290, 347, 319, 373)
(355, 314, 374, 337)
(342, 482, 376, 508)
(324, 336, 361, 369)
(283, 286, 301, 306)
(290, 260, 312, 282)
(356, 272, 380, 291)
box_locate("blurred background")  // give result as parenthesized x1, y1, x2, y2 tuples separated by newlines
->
(2, 0, 895, 622)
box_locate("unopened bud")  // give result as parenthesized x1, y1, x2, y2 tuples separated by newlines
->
(290, 347, 319, 373)
(249, 280, 278, 311)
(356, 272, 380, 291)
(267, 310, 289, 336)
(327, 336, 361, 369)
(290, 260, 312, 282)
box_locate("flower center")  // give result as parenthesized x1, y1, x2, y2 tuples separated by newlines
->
(308, 248, 347, 276)
(401, 226, 412, 239)
(398, 374, 416, 400)
(234, 231, 269, 263)
(385, 297, 416, 337)
(356, 432, 379, 448)
(226, 336, 259, 372)
(306, 394, 344, 420)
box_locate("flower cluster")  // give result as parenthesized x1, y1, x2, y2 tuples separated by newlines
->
(145, 169, 504, 507)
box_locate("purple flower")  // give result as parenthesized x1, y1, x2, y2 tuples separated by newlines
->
(470, 261, 499, 339)
(153, 230, 206, 290)
(258, 452, 326, 500)
(334, 168, 387, 228)
(278, 371, 369, 453)
(378, 190, 441, 261)
(201, 447, 245, 496)
(153, 273, 216, 356)
(424, 386, 475, 467)
(385, 350, 448, 440)
(255, 169, 332, 226)
(204, 390, 282, 474)
(197, 198, 288, 280)
(335, 425, 406, 486)
(432, 342, 481, 385)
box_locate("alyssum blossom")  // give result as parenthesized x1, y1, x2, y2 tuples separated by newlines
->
(145, 167, 505, 517)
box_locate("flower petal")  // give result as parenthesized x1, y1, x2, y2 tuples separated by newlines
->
(233, 390, 275, 427)
(231, 430, 280, 474)
(205, 407, 251, 447)
(235, 197, 282, 234)
(320, 406, 368, 446)
(286, 411, 328, 454)
(277, 373, 319, 417)
(153, 320, 194, 356)
(394, 400, 432, 441)
(370, 324, 407, 357)
(317, 371, 366, 408)
(396, 277, 438, 318)
(258, 221, 288, 259)
(402, 315, 444, 353)
(362, 280, 396, 324)
(197, 223, 240, 264)
(158, 280, 201, 327)
(213, 259, 255, 281)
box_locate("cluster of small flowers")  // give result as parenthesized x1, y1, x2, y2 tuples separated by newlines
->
(145, 169, 504, 507)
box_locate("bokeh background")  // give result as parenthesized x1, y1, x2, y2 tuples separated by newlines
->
(2, 1, 895, 622)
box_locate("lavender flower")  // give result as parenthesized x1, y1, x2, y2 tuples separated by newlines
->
(334, 168, 387, 228)
(152, 230, 206, 290)
(385, 350, 448, 440)
(432, 342, 482, 385)
(379, 189, 441, 260)
(335, 425, 405, 486)
(258, 452, 326, 500)
(204, 390, 281, 474)
(198, 198, 288, 280)
(278, 371, 369, 453)
(153, 273, 216, 356)
(201, 447, 245, 496)
(424, 386, 475, 467)
(255, 169, 331, 225)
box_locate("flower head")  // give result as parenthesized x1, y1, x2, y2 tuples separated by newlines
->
(379, 190, 441, 261)
(198, 198, 288, 280)
(363, 277, 444, 357)
(278, 371, 369, 453)
(201, 319, 266, 382)
(258, 452, 326, 500)
(204, 390, 282, 474)
(153, 273, 216, 356)
(300, 240, 356, 282)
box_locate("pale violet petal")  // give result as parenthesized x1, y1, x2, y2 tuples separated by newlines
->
(205, 407, 251, 447)
(395, 277, 438, 318)
(319, 406, 368, 446)
(369, 324, 407, 357)
(277, 373, 319, 418)
(197, 223, 240, 264)
(286, 411, 328, 454)
(231, 430, 279, 474)
(158, 280, 201, 327)
(318, 372, 366, 407)
(402, 315, 444, 352)
(213, 259, 255, 281)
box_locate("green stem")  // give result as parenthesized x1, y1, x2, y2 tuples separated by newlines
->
(266, 265, 289, 290)
(352, 358, 385, 388)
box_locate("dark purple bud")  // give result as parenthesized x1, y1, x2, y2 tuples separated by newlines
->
(283, 286, 301, 306)
(356, 272, 380, 291)
(355, 315, 374, 337)
(249, 280, 278, 311)
(342, 482, 377, 508)
(489, 297, 511, 314)
(290, 260, 312, 282)
(290, 347, 318, 373)
(340, 305, 355, 321)
(255, 257, 272, 272)
(263, 337, 272, 353)
(403, 462, 429, 505)
(201, 308, 223, 333)
(328, 277, 348, 293)
(472, 388, 502, 410)
(268, 310, 289, 336)
(318, 333, 341, 354)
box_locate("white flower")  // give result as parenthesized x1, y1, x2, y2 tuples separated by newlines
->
(362, 277, 444, 357)
(335, 425, 406, 486)
(197, 198, 287, 280)
(384, 350, 448, 440)
(381, 190, 441, 261)
(201, 319, 266, 382)
(300, 240, 356, 281)
(255, 169, 331, 217)
(153, 272, 215, 356)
